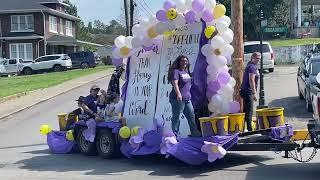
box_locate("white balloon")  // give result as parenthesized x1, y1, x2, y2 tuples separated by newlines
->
(317, 73, 320, 84)
(221, 65, 229, 72)
(125, 36, 134, 49)
(221, 29, 234, 44)
(155, 22, 166, 34)
(112, 48, 121, 58)
(229, 77, 236, 88)
(210, 36, 225, 48)
(132, 24, 141, 37)
(166, 20, 177, 31)
(211, 94, 223, 106)
(221, 44, 235, 56)
(207, 71, 218, 82)
(212, 55, 227, 68)
(195, 11, 203, 22)
(201, 44, 214, 57)
(131, 36, 143, 49)
(205, 0, 217, 9)
(114, 35, 126, 48)
(175, 13, 186, 28)
(208, 101, 216, 112)
(216, 20, 229, 34)
(139, 18, 149, 27)
(218, 16, 231, 26)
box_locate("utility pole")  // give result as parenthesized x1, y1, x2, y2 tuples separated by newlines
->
(124, 0, 130, 36)
(231, 0, 244, 104)
(258, 6, 266, 108)
(129, 0, 134, 36)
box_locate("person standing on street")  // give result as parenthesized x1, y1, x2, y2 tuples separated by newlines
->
(240, 52, 261, 131)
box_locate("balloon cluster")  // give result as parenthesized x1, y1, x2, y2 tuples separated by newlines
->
(112, 0, 240, 116)
(40, 124, 52, 135)
(119, 126, 142, 139)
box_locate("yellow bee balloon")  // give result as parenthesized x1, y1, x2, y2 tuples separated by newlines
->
(131, 126, 141, 136)
(40, 124, 52, 135)
(204, 26, 216, 39)
(119, 126, 131, 139)
(66, 130, 74, 141)
(166, 8, 178, 20)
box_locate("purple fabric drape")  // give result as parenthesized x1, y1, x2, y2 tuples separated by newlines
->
(190, 20, 209, 110)
(47, 131, 75, 154)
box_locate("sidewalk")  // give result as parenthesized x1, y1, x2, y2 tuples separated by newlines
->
(0, 70, 112, 120)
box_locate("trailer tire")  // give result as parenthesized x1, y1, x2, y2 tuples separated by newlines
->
(76, 127, 97, 156)
(96, 129, 119, 159)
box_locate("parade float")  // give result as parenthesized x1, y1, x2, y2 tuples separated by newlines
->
(40, 0, 320, 165)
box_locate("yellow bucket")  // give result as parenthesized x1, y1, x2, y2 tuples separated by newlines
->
(199, 116, 229, 137)
(256, 107, 285, 129)
(58, 113, 67, 131)
(223, 113, 245, 133)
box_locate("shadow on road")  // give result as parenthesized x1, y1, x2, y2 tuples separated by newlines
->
(245, 162, 320, 180)
(15, 150, 272, 178)
(268, 96, 313, 119)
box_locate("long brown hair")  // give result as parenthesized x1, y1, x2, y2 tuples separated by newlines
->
(167, 55, 191, 82)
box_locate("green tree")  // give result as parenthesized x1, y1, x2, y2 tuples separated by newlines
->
(63, 0, 78, 17)
(219, 0, 287, 40)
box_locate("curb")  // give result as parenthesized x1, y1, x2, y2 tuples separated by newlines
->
(0, 71, 113, 121)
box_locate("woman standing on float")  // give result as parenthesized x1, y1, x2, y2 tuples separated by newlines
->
(168, 55, 201, 137)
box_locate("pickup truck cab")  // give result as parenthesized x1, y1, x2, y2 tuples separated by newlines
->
(0, 58, 31, 76)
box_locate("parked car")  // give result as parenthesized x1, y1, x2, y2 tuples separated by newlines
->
(0, 58, 31, 76)
(68, 51, 100, 69)
(244, 41, 275, 72)
(297, 55, 320, 112)
(21, 54, 72, 75)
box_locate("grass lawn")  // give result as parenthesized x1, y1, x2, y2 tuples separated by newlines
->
(0, 65, 113, 98)
(269, 38, 320, 47)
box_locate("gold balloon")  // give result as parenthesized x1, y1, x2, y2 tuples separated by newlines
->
(131, 126, 141, 136)
(120, 47, 130, 56)
(204, 26, 216, 39)
(119, 126, 131, 139)
(163, 30, 174, 37)
(66, 130, 74, 141)
(214, 48, 222, 56)
(166, 8, 178, 20)
(40, 124, 52, 135)
(213, 4, 226, 19)
(147, 26, 158, 39)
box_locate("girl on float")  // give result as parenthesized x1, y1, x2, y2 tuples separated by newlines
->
(167, 55, 201, 137)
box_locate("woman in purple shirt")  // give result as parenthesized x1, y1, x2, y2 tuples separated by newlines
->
(168, 55, 201, 137)
(240, 52, 261, 131)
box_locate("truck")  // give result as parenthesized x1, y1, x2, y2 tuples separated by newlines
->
(0, 58, 32, 76)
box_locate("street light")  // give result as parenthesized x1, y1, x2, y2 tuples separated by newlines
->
(258, 6, 267, 108)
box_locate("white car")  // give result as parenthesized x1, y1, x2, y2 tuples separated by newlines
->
(244, 41, 275, 72)
(21, 54, 72, 75)
(0, 58, 31, 76)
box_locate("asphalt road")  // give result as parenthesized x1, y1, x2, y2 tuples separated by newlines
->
(0, 65, 319, 180)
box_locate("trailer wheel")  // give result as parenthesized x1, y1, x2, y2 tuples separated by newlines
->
(76, 127, 96, 156)
(96, 129, 118, 159)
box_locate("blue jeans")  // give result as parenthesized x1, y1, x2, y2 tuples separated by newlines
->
(169, 98, 201, 137)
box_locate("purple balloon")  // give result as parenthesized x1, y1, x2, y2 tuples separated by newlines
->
(229, 101, 240, 113)
(156, 10, 168, 22)
(206, 89, 217, 99)
(192, 0, 204, 12)
(185, 10, 196, 24)
(207, 80, 221, 93)
(217, 71, 231, 85)
(202, 9, 214, 22)
(112, 58, 123, 67)
(143, 45, 154, 51)
(163, 0, 176, 10)
(112, 45, 117, 51)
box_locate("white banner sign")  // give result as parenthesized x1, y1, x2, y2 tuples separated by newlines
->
(155, 23, 202, 136)
(123, 46, 161, 129)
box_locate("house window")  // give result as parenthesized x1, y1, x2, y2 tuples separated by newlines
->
(11, 15, 34, 32)
(10, 43, 33, 61)
(66, 20, 73, 36)
(60, 19, 64, 34)
(49, 15, 58, 33)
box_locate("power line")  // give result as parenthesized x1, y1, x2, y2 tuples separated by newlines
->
(135, 0, 153, 17)
(141, 0, 154, 14)
(136, 5, 152, 17)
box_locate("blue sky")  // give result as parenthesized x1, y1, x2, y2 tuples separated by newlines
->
(70, 0, 163, 25)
